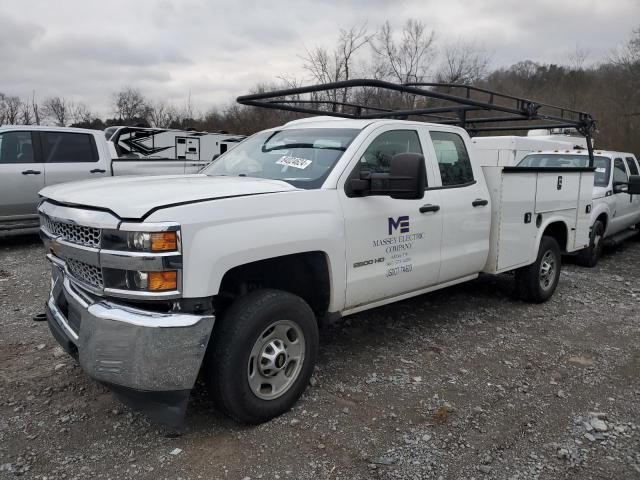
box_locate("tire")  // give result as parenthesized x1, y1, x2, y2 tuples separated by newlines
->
(515, 236, 561, 303)
(576, 220, 605, 267)
(205, 289, 319, 424)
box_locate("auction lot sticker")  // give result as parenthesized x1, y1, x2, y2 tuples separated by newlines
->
(276, 155, 312, 169)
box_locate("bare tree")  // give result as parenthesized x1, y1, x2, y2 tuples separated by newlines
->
(148, 101, 180, 128)
(20, 100, 34, 125)
(31, 91, 41, 125)
(4, 96, 21, 124)
(303, 24, 371, 84)
(112, 88, 150, 123)
(43, 96, 71, 126)
(302, 24, 372, 108)
(436, 40, 491, 84)
(71, 102, 94, 125)
(370, 20, 436, 84)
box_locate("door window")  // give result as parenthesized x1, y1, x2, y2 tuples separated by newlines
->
(0, 132, 35, 164)
(613, 158, 628, 184)
(625, 157, 639, 176)
(41, 132, 98, 163)
(430, 131, 474, 186)
(357, 130, 423, 174)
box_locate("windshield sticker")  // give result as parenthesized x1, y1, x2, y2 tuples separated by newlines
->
(595, 167, 606, 173)
(276, 155, 312, 170)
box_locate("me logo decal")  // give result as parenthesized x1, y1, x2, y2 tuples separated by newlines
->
(388, 216, 410, 235)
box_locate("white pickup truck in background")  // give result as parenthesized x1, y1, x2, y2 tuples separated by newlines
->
(0, 125, 230, 235)
(472, 132, 588, 167)
(518, 149, 640, 266)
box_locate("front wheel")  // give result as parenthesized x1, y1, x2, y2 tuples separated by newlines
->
(515, 236, 561, 303)
(205, 289, 319, 424)
(576, 220, 605, 267)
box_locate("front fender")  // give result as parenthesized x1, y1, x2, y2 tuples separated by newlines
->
(146, 190, 347, 312)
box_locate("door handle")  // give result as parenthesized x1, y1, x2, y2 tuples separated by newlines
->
(419, 204, 440, 213)
(472, 199, 489, 207)
(21, 170, 41, 175)
(90, 169, 106, 174)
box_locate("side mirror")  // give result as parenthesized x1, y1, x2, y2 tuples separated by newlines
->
(628, 175, 640, 195)
(350, 153, 426, 200)
(613, 181, 629, 194)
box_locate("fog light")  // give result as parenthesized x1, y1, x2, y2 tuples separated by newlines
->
(126, 271, 149, 290)
(148, 271, 178, 291)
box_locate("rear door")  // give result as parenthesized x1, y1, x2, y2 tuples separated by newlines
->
(0, 130, 44, 225)
(427, 129, 491, 284)
(41, 131, 109, 186)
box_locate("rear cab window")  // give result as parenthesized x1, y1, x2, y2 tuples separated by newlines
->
(0, 131, 36, 164)
(41, 132, 99, 163)
(429, 131, 474, 187)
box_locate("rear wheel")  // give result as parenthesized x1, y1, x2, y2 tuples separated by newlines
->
(515, 236, 561, 303)
(205, 289, 318, 424)
(577, 220, 605, 267)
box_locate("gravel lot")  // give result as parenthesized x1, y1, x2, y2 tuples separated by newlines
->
(1, 234, 639, 480)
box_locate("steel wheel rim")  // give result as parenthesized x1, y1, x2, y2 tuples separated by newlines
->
(539, 250, 556, 291)
(248, 320, 306, 400)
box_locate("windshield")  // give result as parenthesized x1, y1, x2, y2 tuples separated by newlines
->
(203, 128, 360, 189)
(518, 154, 611, 187)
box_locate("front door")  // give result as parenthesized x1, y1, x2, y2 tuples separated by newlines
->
(340, 127, 443, 309)
(610, 157, 635, 234)
(0, 130, 44, 226)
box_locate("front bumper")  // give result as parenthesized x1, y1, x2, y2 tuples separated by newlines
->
(46, 260, 215, 425)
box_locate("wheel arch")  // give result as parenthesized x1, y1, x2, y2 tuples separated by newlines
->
(215, 251, 333, 318)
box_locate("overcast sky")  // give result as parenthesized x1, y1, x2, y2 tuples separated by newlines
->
(1, 0, 639, 117)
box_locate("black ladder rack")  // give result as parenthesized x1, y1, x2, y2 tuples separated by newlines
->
(237, 78, 596, 164)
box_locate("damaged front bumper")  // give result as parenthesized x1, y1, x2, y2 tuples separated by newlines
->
(45, 258, 215, 426)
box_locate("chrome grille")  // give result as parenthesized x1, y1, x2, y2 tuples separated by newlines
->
(66, 258, 104, 289)
(40, 215, 101, 248)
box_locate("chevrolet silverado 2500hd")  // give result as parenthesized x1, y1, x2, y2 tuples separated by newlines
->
(38, 81, 604, 425)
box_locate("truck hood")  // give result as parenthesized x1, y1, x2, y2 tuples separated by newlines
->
(40, 174, 296, 219)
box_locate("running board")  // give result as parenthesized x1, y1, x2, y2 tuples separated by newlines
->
(603, 228, 639, 247)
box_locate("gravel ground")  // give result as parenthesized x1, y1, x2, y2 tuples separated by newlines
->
(1, 234, 639, 480)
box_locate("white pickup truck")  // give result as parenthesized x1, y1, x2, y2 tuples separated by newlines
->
(518, 149, 640, 266)
(38, 113, 597, 425)
(0, 126, 219, 236)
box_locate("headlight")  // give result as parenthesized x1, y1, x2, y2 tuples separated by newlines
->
(102, 226, 180, 253)
(126, 231, 178, 252)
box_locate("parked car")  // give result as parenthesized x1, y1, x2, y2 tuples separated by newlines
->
(0, 126, 244, 236)
(39, 114, 594, 425)
(518, 149, 640, 266)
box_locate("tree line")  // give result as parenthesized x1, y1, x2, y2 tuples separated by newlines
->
(1, 21, 638, 153)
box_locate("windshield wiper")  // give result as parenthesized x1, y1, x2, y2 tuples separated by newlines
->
(261, 142, 346, 153)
